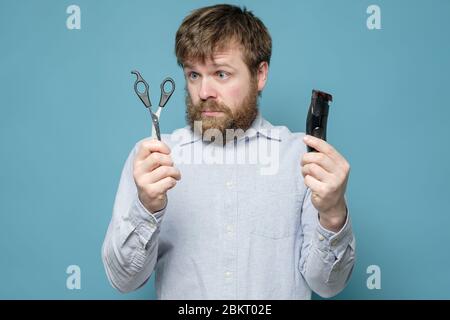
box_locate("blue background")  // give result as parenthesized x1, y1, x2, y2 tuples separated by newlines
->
(1, 0, 449, 299)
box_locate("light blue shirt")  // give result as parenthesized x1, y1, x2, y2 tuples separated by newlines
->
(102, 113, 356, 299)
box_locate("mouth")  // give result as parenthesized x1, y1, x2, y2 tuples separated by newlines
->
(201, 110, 224, 117)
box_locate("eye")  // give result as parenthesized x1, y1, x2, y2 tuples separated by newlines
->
(188, 72, 199, 80)
(216, 71, 229, 80)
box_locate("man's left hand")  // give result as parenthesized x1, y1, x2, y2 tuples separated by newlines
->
(301, 135, 350, 232)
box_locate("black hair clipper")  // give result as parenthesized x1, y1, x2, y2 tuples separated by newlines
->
(306, 89, 333, 152)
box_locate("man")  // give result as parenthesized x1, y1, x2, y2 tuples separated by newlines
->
(102, 4, 355, 299)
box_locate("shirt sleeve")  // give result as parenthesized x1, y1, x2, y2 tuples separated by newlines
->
(298, 188, 356, 298)
(101, 142, 167, 293)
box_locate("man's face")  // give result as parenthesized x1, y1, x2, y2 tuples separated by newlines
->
(184, 45, 264, 136)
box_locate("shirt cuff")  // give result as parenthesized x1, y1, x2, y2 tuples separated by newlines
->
(136, 196, 167, 223)
(127, 196, 167, 248)
(315, 209, 354, 260)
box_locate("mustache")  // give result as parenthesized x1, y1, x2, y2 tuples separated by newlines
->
(196, 99, 231, 113)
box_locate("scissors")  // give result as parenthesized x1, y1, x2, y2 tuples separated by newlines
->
(131, 70, 175, 140)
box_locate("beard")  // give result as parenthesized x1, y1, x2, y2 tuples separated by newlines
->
(185, 79, 259, 140)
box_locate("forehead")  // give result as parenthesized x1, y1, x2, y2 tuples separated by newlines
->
(184, 45, 245, 69)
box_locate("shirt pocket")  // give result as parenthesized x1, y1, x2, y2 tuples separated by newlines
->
(246, 192, 302, 240)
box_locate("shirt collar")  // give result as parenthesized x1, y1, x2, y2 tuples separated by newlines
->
(178, 111, 281, 147)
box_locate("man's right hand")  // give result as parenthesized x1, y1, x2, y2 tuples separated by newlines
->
(133, 139, 181, 214)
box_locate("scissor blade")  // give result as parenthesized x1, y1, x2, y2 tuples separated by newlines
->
(150, 111, 161, 140)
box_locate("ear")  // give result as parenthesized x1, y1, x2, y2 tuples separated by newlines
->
(256, 61, 269, 92)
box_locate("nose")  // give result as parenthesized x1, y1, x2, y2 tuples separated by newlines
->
(199, 77, 217, 101)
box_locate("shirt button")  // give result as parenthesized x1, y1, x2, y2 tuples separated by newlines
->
(226, 181, 233, 188)
(225, 271, 232, 278)
(226, 225, 233, 233)
(318, 234, 325, 241)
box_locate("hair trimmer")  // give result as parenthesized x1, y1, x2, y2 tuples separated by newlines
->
(305, 89, 333, 152)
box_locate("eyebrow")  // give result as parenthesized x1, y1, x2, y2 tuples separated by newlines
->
(212, 63, 236, 70)
(183, 62, 236, 71)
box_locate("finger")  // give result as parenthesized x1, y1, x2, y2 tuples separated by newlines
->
(150, 176, 178, 194)
(304, 174, 325, 193)
(135, 152, 174, 176)
(135, 139, 171, 163)
(141, 176, 177, 202)
(303, 135, 344, 163)
(301, 163, 330, 182)
(146, 166, 181, 184)
(301, 152, 336, 174)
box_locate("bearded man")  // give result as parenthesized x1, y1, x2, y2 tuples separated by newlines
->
(102, 4, 355, 300)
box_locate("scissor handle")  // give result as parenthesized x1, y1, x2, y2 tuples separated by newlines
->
(131, 70, 152, 108)
(158, 77, 175, 108)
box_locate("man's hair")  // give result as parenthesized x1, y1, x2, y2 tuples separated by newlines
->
(175, 4, 272, 76)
